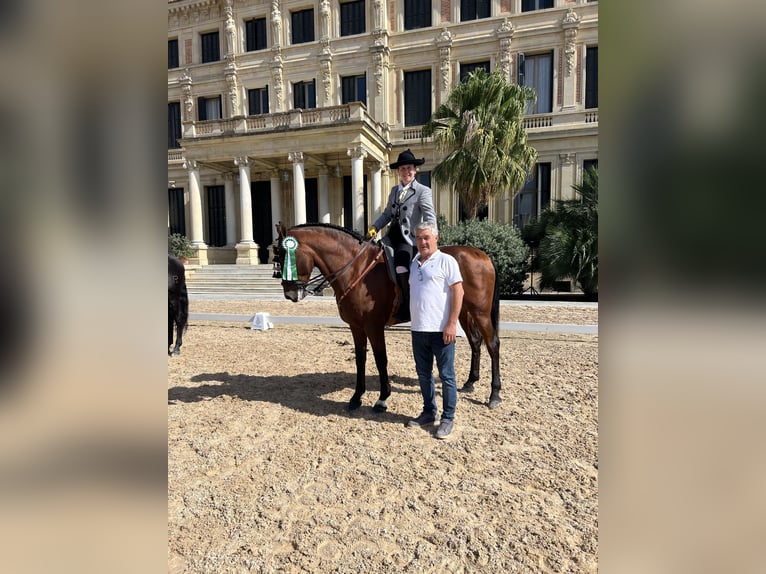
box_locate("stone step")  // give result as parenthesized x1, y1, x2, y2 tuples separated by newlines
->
(185, 264, 283, 297)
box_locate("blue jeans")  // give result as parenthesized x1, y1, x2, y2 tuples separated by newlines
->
(411, 331, 457, 420)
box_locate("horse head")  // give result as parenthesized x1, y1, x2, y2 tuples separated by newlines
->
(272, 223, 313, 302)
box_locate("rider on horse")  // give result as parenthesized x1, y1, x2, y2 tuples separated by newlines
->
(367, 149, 437, 322)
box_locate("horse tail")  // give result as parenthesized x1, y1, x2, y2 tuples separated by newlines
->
(490, 257, 500, 332)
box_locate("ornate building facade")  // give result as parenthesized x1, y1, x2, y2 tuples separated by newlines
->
(168, 0, 598, 264)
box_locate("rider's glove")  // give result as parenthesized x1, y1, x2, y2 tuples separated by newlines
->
(366, 226, 377, 240)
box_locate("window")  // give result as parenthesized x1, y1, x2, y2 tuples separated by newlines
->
(248, 87, 269, 115)
(206, 186, 227, 247)
(168, 188, 186, 237)
(293, 80, 316, 109)
(168, 39, 179, 69)
(521, 0, 553, 12)
(341, 74, 366, 105)
(583, 159, 598, 176)
(404, 0, 430, 30)
(197, 96, 222, 121)
(305, 178, 319, 223)
(518, 52, 552, 114)
(291, 9, 315, 44)
(513, 163, 551, 228)
(459, 195, 488, 221)
(246, 18, 267, 51)
(251, 181, 273, 263)
(460, 0, 490, 21)
(340, 0, 365, 36)
(201, 31, 220, 63)
(168, 102, 182, 149)
(404, 69, 432, 126)
(585, 46, 598, 109)
(459, 61, 490, 83)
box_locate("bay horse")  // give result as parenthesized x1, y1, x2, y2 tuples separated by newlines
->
(168, 254, 189, 356)
(272, 222, 501, 411)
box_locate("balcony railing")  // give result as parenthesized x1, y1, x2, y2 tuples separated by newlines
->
(389, 108, 598, 144)
(184, 102, 369, 139)
(522, 108, 599, 131)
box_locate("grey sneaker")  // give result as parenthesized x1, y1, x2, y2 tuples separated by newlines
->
(407, 411, 437, 427)
(435, 419, 454, 439)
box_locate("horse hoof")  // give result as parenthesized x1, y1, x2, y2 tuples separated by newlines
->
(488, 398, 502, 409)
(460, 382, 475, 393)
(347, 399, 362, 411)
(372, 404, 388, 413)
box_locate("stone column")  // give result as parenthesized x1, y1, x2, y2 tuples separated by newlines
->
(348, 146, 367, 232)
(234, 156, 259, 264)
(180, 69, 196, 138)
(184, 159, 208, 264)
(270, 169, 282, 231)
(370, 161, 383, 221)
(370, 33, 389, 121)
(561, 8, 581, 110)
(558, 153, 577, 202)
(496, 18, 515, 82)
(318, 165, 330, 223)
(289, 151, 307, 224)
(223, 172, 237, 246)
(435, 28, 453, 106)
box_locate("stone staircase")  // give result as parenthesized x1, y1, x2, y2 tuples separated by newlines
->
(184, 264, 285, 299)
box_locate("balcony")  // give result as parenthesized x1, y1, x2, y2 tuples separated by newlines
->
(183, 102, 376, 140)
(522, 108, 599, 131)
(389, 108, 598, 145)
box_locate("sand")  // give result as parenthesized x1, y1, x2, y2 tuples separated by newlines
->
(168, 299, 598, 573)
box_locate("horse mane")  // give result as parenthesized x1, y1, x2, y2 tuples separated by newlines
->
(290, 222, 365, 244)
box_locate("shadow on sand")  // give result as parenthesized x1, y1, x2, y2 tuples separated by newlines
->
(168, 371, 426, 425)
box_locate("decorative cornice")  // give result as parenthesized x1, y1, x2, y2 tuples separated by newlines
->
(168, 0, 217, 15)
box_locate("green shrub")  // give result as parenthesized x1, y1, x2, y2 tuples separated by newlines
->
(168, 233, 195, 259)
(436, 215, 529, 297)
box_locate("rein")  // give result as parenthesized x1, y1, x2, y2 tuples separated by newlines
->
(336, 246, 384, 304)
(293, 240, 382, 300)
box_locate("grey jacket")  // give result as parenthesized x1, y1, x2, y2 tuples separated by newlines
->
(372, 179, 437, 246)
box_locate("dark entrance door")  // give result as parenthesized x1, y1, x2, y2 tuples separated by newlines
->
(251, 181, 273, 264)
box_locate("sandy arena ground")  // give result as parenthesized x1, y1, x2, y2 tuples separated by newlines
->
(168, 299, 598, 573)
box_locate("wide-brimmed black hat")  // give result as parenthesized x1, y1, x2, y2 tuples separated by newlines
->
(389, 149, 425, 169)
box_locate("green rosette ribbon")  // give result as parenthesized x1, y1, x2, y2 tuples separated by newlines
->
(282, 236, 299, 281)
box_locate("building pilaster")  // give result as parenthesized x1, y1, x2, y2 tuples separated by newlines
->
(348, 146, 367, 232)
(289, 152, 307, 225)
(183, 159, 208, 265)
(234, 156, 259, 264)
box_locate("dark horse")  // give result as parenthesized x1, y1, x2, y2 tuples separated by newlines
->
(168, 254, 189, 356)
(272, 222, 501, 411)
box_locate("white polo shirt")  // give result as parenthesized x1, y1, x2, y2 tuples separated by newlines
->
(409, 249, 463, 332)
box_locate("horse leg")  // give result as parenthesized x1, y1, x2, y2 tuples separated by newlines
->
(171, 287, 188, 356)
(460, 316, 482, 392)
(168, 312, 174, 356)
(484, 333, 502, 409)
(347, 327, 368, 411)
(471, 314, 502, 409)
(172, 317, 183, 356)
(367, 328, 391, 413)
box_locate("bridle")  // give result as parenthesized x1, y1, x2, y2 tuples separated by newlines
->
(277, 239, 383, 302)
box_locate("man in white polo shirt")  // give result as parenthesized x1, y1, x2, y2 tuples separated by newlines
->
(406, 221, 464, 439)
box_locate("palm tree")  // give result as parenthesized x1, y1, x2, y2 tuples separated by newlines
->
(422, 69, 538, 220)
(523, 167, 598, 298)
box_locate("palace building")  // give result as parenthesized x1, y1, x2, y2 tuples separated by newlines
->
(168, 0, 598, 265)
